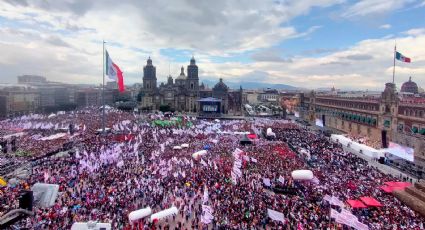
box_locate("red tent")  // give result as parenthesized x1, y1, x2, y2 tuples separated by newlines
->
(346, 199, 367, 208)
(380, 185, 404, 193)
(384, 181, 412, 188)
(247, 134, 257, 139)
(360, 197, 383, 207)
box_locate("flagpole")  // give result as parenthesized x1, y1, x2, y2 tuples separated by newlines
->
(392, 41, 396, 84)
(102, 40, 106, 134)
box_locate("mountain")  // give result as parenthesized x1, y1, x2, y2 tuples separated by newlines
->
(201, 79, 299, 90)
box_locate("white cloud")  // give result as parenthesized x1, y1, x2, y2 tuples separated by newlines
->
(0, 0, 342, 84)
(196, 29, 425, 90)
(0, 0, 424, 92)
(404, 28, 425, 36)
(341, 0, 414, 18)
(380, 24, 392, 29)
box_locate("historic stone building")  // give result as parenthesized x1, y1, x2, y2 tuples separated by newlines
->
(299, 79, 425, 169)
(140, 57, 245, 115)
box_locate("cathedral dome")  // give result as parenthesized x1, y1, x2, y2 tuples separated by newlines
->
(176, 66, 187, 80)
(401, 77, 418, 94)
(213, 78, 228, 91)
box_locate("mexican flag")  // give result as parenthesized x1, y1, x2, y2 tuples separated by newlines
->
(105, 50, 125, 92)
(395, 51, 411, 63)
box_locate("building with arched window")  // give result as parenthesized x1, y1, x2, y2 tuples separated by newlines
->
(140, 57, 245, 115)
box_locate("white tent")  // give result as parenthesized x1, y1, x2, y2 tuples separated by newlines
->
(192, 150, 207, 159)
(173, 146, 182, 150)
(330, 134, 384, 159)
(71, 222, 111, 230)
(181, 143, 189, 148)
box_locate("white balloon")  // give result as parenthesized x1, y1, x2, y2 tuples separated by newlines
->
(291, 170, 314, 180)
(128, 207, 152, 222)
(150, 207, 178, 222)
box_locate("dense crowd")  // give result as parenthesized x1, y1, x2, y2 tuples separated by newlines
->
(0, 108, 424, 229)
(343, 134, 381, 149)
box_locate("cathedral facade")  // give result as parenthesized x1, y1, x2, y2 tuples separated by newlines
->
(140, 57, 245, 115)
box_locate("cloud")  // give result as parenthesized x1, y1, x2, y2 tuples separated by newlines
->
(344, 54, 374, 60)
(0, 0, 424, 92)
(403, 28, 425, 36)
(251, 49, 293, 63)
(45, 35, 71, 47)
(301, 48, 341, 55)
(320, 61, 351, 66)
(380, 24, 392, 29)
(341, 0, 414, 18)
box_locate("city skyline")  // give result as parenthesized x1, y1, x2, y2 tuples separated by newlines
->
(0, 0, 424, 90)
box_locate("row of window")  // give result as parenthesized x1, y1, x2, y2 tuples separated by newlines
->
(316, 99, 378, 111)
(402, 108, 425, 118)
(397, 123, 425, 135)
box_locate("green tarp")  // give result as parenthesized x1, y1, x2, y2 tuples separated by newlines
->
(412, 127, 418, 133)
(152, 118, 192, 128)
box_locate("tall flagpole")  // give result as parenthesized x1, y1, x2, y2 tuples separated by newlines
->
(392, 41, 396, 84)
(102, 40, 106, 134)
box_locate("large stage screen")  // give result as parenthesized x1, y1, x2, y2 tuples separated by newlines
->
(384, 141, 414, 162)
(203, 105, 218, 112)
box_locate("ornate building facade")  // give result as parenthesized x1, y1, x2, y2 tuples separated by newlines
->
(299, 79, 425, 169)
(140, 57, 245, 115)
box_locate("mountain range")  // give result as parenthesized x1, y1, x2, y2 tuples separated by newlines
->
(200, 79, 299, 91)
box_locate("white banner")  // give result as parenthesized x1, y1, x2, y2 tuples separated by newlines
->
(267, 209, 285, 222)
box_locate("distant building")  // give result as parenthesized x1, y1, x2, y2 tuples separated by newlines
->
(259, 88, 279, 103)
(75, 89, 101, 107)
(0, 86, 40, 117)
(299, 81, 425, 170)
(245, 90, 260, 105)
(140, 57, 244, 115)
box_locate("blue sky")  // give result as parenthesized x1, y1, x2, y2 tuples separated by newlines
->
(0, 0, 424, 90)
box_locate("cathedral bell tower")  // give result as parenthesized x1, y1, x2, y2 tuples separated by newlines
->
(143, 57, 157, 92)
(187, 56, 199, 92)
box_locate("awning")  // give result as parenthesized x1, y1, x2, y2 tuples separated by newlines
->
(380, 185, 405, 193)
(346, 199, 367, 208)
(384, 181, 412, 188)
(359, 197, 382, 207)
(412, 126, 418, 133)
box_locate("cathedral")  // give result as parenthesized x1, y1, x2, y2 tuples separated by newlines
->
(140, 57, 245, 115)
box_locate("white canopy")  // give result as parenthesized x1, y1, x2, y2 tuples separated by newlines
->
(192, 150, 207, 159)
(330, 134, 384, 159)
(173, 146, 182, 150)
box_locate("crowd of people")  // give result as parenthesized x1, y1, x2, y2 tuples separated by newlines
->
(343, 134, 381, 150)
(0, 107, 424, 229)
